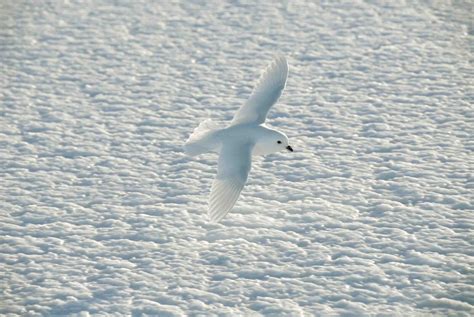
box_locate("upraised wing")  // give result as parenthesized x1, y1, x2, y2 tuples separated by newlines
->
(231, 56, 288, 126)
(208, 141, 253, 222)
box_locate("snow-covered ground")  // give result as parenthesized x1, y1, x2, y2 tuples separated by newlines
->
(1, 0, 472, 315)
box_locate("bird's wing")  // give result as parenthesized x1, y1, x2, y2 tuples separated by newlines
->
(231, 56, 288, 126)
(208, 141, 253, 222)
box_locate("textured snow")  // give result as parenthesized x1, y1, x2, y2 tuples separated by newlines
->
(1, 0, 473, 316)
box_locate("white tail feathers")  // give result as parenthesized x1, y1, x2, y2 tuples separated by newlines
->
(184, 119, 222, 156)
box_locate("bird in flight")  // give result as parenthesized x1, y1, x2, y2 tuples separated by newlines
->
(185, 56, 293, 222)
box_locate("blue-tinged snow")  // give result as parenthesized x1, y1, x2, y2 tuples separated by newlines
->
(1, 0, 472, 316)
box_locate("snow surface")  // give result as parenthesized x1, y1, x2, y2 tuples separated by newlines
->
(1, 0, 473, 316)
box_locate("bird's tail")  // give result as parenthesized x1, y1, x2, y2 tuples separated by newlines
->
(184, 119, 222, 156)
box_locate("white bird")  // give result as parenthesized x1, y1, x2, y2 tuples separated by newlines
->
(184, 56, 293, 222)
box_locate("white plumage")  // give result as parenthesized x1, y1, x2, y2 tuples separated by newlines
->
(185, 56, 292, 222)
(231, 56, 289, 126)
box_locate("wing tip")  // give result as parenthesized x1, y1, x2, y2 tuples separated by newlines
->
(208, 212, 224, 223)
(208, 204, 231, 223)
(208, 178, 244, 223)
(270, 55, 289, 83)
(275, 55, 287, 64)
(274, 55, 288, 71)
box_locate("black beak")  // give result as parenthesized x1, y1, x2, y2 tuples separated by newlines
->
(286, 145, 293, 152)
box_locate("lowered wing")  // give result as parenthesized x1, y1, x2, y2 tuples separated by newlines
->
(208, 141, 253, 222)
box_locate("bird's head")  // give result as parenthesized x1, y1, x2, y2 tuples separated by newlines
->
(253, 129, 293, 156)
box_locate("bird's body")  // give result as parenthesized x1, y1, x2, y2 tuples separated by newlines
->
(196, 124, 288, 156)
(184, 56, 293, 222)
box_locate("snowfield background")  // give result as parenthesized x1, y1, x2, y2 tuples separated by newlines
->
(1, 0, 473, 316)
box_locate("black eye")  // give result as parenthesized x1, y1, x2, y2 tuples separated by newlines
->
(277, 140, 282, 144)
